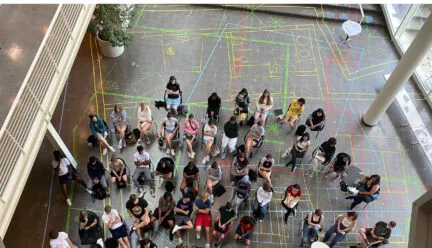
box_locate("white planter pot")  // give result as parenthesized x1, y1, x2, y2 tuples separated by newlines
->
(96, 36, 124, 58)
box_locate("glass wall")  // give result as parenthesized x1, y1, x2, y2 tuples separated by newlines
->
(383, 4, 432, 103)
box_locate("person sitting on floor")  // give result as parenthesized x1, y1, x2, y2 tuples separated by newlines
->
(324, 152, 351, 182)
(306, 108, 325, 131)
(299, 209, 324, 247)
(359, 220, 396, 247)
(207, 92, 221, 120)
(109, 155, 128, 186)
(137, 102, 153, 145)
(194, 192, 212, 248)
(285, 133, 310, 173)
(346, 174, 381, 210)
(280, 98, 306, 128)
(244, 121, 265, 156)
(126, 194, 150, 242)
(251, 182, 273, 222)
(89, 114, 115, 155)
(254, 89, 273, 124)
(322, 211, 358, 248)
(172, 193, 194, 244)
(183, 113, 200, 159)
(306, 137, 337, 177)
(111, 104, 128, 149)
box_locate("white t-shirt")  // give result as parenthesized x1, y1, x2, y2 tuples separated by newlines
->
(296, 136, 311, 149)
(102, 209, 123, 230)
(134, 151, 150, 168)
(49, 232, 70, 248)
(51, 158, 70, 176)
(204, 124, 217, 139)
(163, 117, 178, 131)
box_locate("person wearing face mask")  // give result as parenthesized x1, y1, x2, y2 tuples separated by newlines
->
(137, 102, 153, 145)
(165, 76, 181, 114)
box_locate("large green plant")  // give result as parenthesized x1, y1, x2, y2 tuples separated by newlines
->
(88, 4, 136, 47)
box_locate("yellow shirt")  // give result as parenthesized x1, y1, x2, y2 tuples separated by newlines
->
(287, 99, 305, 117)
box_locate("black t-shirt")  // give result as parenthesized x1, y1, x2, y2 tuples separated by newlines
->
(320, 141, 336, 162)
(224, 121, 239, 138)
(126, 198, 148, 218)
(157, 159, 174, 174)
(334, 153, 351, 172)
(311, 110, 325, 123)
(260, 158, 274, 169)
(184, 165, 199, 177)
(208, 96, 221, 109)
(83, 211, 97, 228)
(166, 83, 180, 98)
(176, 199, 193, 216)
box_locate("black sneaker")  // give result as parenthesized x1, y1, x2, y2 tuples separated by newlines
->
(129, 226, 135, 236)
(284, 213, 288, 223)
(169, 231, 174, 241)
(292, 208, 296, 216)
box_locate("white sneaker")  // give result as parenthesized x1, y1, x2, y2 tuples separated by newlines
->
(205, 244, 210, 248)
(102, 148, 107, 156)
(138, 188, 145, 198)
(191, 151, 195, 158)
(118, 140, 122, 149)
(187, 152, 192, 158)
(136, 139, 141, 145)
(172, 225, 181, 234)
(66, 198, 72, 206)
(166, 149, 171, 155)
(196, 231, 201, 240)
(171, 149, 175, 156)
(85, 188, 93, 195)
(202, 157, 207, 164)
(109, 146, 115, 152)
(146, 137, 151, 145)
(259, 219, 263, 222)
(209, 194, 214, 202)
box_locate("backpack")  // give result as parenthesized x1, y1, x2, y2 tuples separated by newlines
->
(158, 157, 174, 172)
(125, 129, 136, 145)
(248, 169, 257, 182)
(295, 125, 306, 136)
(105, 237, 118, 248)
(246, 116, 255, 126)
(213, 182, 226, 197)
(87, 135, 98, 149)
(133, 128, 141, 140)
(178, 104, 188, 116)
(92, 183, 108, 201)
(237, 181, 251, 198)
(165, 181, 175, 193)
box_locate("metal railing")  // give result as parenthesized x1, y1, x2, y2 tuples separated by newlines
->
(0, 4, 95, 237)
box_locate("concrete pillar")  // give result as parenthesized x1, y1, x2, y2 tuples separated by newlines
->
(362, 14, 432, 126)
(45, 122, 77, 168)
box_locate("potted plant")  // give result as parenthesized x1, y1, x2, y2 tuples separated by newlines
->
(88, 4, 136, 58)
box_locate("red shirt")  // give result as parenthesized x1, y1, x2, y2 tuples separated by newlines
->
(286, 185, 302, 197)
(240, 221, 254, 233)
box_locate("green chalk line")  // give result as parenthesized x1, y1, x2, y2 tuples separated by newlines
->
(283, 45, 290, 111)
(134, 5, 147, 28)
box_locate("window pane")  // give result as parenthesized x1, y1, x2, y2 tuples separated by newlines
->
(399, 5, 431, 52)
(386, 4, 411, 33)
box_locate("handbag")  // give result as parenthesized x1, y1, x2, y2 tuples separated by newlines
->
(213, 183, 226, 197)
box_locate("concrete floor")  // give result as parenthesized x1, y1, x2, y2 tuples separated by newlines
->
(4, 4, 432, 248)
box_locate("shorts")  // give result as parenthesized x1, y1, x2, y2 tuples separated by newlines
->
(186, 179, 198, 188)
(110, 170, 126, 177)
(252, 138, 261, 144)
(174, 215, 191, 226)
(97, 131, 108, 137)
(153, 209, 174, 225)
(203, 136, 214, 143)
(215, 223, 231, 235)
(58, 169, 79, 185)
(110, 224, 127, 239)
(184, 134, 195, 141)
(195, 214, 211, 227)
(235, 226, 252, 240)
(165, 129, 174, 134)
(256, 109, 270, 116)
(166, 97, 181, 107)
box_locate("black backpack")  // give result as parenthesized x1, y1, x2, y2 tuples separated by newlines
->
(92, 183, 107, 201)
(105, 237, 118, 248)
(165, 181, 175, 193)
(248, 169, 257, 182)
(158, 157, 174, 172)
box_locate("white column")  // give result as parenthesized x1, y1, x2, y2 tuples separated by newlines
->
(46, 122, 77, 168)
(362, 14, 432, 126)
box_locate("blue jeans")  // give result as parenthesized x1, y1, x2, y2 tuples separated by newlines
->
(251, 198, 268, 220)
(300, 225, 319, 247)
(322, 223, 346, 248)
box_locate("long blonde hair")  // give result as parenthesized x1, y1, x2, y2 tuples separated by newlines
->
(258, 89, 272, 106)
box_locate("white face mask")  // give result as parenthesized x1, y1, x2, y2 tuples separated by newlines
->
(171, 80, 176, 84)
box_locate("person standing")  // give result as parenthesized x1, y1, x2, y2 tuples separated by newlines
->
(221, 116, 239, 160)
(52, 150, 91, 206)
(133, 145, 155, 198)
(102, 205, 131, 248)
